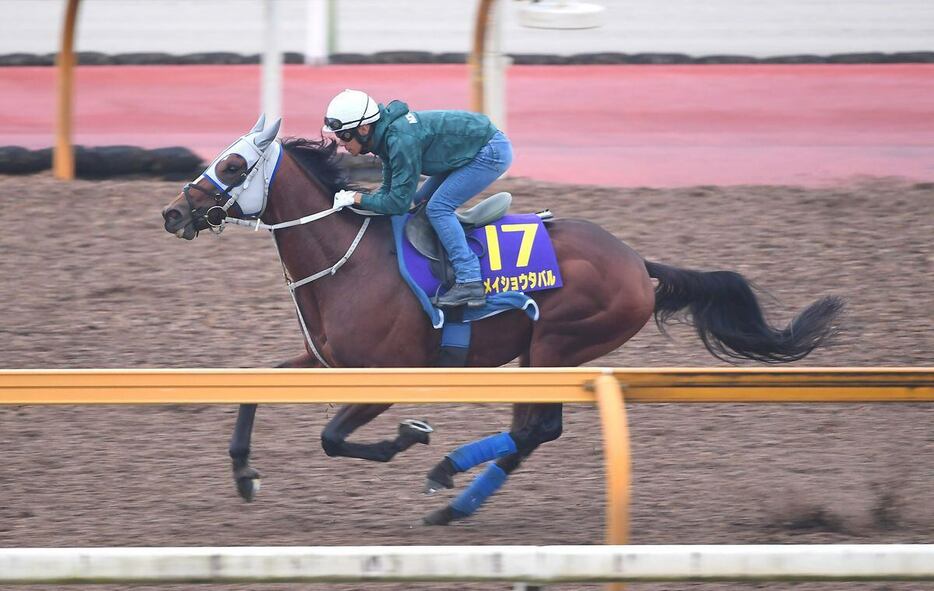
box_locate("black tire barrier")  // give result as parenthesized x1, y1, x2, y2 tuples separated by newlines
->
(1, 51, 933, 67)
(328, 53, 372, 65)
(74, 145, 156, 178)
(621, 53, 694, 65)
(693, 55, 760, 64)
(0, 145, 385, 181)
(0, 145, 204, 179)
(144, 147, 205, 178)
(437, 52, 469, 64)
(511, 54, 573, 65)
(761, 54, 825, 64)
(0, 146, 52, 174)
(370, 51, 437, 64)
(0, 53, 55, 66)
(565, 52, 627, 64)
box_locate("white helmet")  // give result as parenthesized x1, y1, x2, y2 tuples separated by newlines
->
(323, 89, 380, 134)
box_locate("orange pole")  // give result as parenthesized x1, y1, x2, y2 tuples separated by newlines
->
(595, 372, 631, 591)
(54, 0, 80, 180)
(470, 0, 496, 113)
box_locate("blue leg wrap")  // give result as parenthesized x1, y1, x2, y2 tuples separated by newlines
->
(450, 462, 508, 517)
(447, 432, 517, 472)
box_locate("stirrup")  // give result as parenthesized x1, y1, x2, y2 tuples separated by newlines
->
(401, 419, 434, 434)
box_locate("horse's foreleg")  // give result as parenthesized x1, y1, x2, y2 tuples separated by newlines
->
(321, 404, 432, 462)
(229, 403, 260, 501)
(423, 402, 563, 525)
(229, 353, 319, 502)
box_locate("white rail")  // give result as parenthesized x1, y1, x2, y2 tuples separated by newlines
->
(3, 545, 934, 584)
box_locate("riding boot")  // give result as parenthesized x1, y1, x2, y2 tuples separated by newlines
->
(435, 281, 486, 308)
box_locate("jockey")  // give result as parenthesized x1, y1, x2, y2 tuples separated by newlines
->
(323, 89, 513, 309)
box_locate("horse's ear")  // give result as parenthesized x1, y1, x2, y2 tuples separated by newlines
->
(250, 113, 267, 133)
(254, 118, 281, 150)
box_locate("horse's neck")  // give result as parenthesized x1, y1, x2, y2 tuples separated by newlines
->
(261, 154, 359, 279)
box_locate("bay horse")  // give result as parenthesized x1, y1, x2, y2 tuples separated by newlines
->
(161, 116, 843, 525)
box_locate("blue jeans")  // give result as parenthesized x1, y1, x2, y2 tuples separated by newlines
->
(416, 130, 513, 284)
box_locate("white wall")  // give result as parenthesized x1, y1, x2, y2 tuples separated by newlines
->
(1, 0, 932, 57)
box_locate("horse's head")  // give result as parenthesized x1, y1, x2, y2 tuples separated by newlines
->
(162, 114, 282, 240)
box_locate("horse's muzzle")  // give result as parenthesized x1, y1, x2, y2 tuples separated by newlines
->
(162, 206, 197, 240)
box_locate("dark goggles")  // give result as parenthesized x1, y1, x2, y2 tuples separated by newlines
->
(325, 112, 374, 142)
(324, 117, 356, 142)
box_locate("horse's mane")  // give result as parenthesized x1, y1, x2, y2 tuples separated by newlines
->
(280, 137, 359, 193)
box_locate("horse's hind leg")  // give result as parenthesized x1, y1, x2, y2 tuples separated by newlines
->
(423, 402, 562, 526)
(321, 404, 432, 462)
(424, 430, 518, 493)
(229, 353, 318, 502)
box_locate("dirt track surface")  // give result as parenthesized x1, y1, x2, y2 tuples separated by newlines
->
(0, 173, 932, 591)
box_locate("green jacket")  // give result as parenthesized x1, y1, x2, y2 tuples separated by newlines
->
(359, 100, 498, 215)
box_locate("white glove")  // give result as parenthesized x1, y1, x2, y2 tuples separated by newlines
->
(333, 190, 357, 209)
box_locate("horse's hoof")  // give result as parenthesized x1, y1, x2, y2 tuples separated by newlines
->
(399, 419, 433, 445)
(424, 458, 455, 494)
(233, 466, 262, 502)
(236, 477, 261, 502)
(424, 478, 450, 495)
(422, 506, 456, 526)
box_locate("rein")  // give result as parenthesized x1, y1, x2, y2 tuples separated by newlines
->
(218, 153, 378, 368)
(224, 211, 372, 290)
(225, 211, 373, 369)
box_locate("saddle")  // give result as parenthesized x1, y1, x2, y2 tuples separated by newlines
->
(404, 192, 513, 288)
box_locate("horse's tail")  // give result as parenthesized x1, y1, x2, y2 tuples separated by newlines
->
(644, 260, 844, 363)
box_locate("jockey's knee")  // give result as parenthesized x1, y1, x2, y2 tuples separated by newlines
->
(320, 430, 343, 457)
(425, 196, 455, 219)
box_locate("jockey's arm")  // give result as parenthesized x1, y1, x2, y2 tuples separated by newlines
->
(360, 134, 420, 215)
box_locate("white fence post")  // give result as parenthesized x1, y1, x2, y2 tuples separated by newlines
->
(484, 0, 509, 133)
(261, 0, 283, 125)
(304, 0, 329, 65)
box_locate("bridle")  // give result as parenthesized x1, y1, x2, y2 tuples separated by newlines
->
(181, 171, 249, 232)
(182, 133, 281, 235)
(181, 125, 376, 368)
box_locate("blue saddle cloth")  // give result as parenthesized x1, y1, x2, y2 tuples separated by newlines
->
(391, 215, 541, 328)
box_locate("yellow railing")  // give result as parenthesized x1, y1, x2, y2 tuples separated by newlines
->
(2, 367, 932, 560)
(1, 367, 930, 404)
